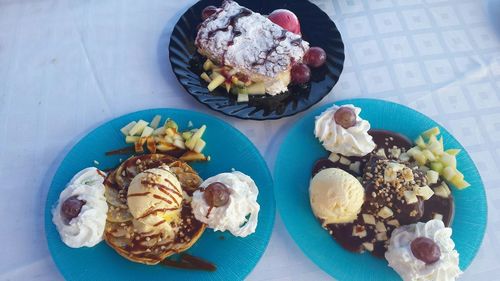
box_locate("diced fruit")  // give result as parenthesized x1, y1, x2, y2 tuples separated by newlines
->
(231, 76, 245, 87)
(246, 82, 266, 95)
(182, 131, 193, 140)
(185, 125, 206, 150)
(427, 135, 444, 156)
(363, 242, 374, 252)
(164, 119, 178, 131)
(120, 121, 137, 136)
(194, 139, 206, 153)
(146, 137, 157, 153)
(352, 226, 367, 238)
(412, 150, 427, 166)
(387, 219, 400, 227)
(404, 191, 418, 204)
(440, 153, 456, 169)
(376, 232, 387, 241)
(433, 183, 451, 198)
(225, 82, 231, 93)
(134, 138, 145, 153)
(376, 148, 387, 158)
(328, 153, 340, 163)
(422, 149, 436, 161)
(203, 59, 214, 71)
(399, 152, 410, 162)
(156, 142, 177, 152)
(349, 161, 361, 174)
(125, 136, 140, 144)
(141, 126, 154, 138)
(430, 162, 444, 174)
(426, 170, 439, 184)
(207, 73, 225, 91)
(339, 156, 351, 165)
(128, 120, 149, 136)
(434, 213, 443, 220)
(303, 47, 327, 68)
(180, 151, 208, 162)
(149, 115, 161, 129)
(415, 136, 426, 148)
(376, 221, 387, 233)
(450, 175, 470, 189)
(415, 185, 434, 200)
(402, 168, 414, 182)
(153, 127, 165, 136)
(445, 149, 461, 156)
(164, 135, 174, 144)
(422, 127, 440, 139)
(442, 166, 458, 181)
(165, 127, 176, 137)
(200, 72, 211, 83)
(334, 107, 356, 129)
(237, 94, 249, 103)
(291, 63, 311, 84)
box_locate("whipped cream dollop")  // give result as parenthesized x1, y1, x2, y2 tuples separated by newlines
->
(385, 220, 462, 281)
(52, 167, 108, 248)
(191, 171, 260, 237)
(314, 104, 376, 157)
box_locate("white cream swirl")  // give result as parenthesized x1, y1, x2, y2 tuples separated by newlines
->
(191, 171, 260, 237)
(314, 104, 376, 157)
(52, 167, 108, 248)
(385, 220, 462, 281)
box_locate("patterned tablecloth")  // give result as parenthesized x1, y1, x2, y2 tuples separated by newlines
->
(0, 0, 499, 280)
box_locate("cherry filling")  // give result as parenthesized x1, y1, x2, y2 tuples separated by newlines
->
(61, 195, 86, 223)
(410, 237, 441, 264)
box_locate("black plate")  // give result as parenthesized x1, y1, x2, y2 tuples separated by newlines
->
(168, 0, 345, 120)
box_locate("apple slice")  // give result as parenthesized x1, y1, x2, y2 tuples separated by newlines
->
(128, 120, 149, 136)
(450, 175, 470, 189)
(203, 59, 214, 71)
(422, 149, 436, 161)
(180, 151, 208, 162)
(164, 119, 178, 132)
(422, 127, 440, 139)
(141, 126, 154, 138)
(157, 142, 177, 152)
(442, 166, 458, 181)
(208, 74, 225, 92)
(430, 161, 444, 174)
(433, 183, 451, 198)
(173, 139, 186, 149)
(149, 115, 162, 129)
(445, 149, 461, 156)
(125, 136, 140, 144)
(246, 82, 266, 95)
(415, 136, 426, 149)
(185, 125, 206, 150)
(146, 137, 157, 153)
(193, 139, 206, 153)
(237, 94, 249, 103)
(182, 131, 193, 140)
(426, 170, 439, 184)
(440, 153, 457, 169)
(120, 121, 137, 136)
(153, 127, 165, 136)
(200, 72, 211, 83)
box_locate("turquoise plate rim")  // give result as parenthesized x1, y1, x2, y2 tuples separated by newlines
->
(274, 98, 487, 281)
(44, 108, 275, 281)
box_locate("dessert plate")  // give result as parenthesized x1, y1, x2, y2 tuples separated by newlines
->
(168, 0, 344, 120)
(274, 99, 487, 280)
(44, 108, 275, 281)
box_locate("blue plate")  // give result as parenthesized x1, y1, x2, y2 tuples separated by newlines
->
(44, 108, 275, 281)
(275, 99, 487, 281)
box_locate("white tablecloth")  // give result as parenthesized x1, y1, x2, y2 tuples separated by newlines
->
(1, 0, 499, 280)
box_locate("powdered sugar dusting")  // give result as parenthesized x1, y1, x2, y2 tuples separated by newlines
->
(195, 0, 309, 79)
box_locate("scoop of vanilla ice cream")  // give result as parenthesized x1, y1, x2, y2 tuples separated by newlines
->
(127, 166, 183, 234)
(385, 220, 462, 281)
(191, 171, 260, 237)
(309, 168, 365, 225)
(314, 104, 376, 157)
(52, 167, 108, 248)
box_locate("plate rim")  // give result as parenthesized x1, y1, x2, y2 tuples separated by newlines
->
(44, 107, 276, 281)
(274, 98, 488, 280)
(168, 0, 345, 120)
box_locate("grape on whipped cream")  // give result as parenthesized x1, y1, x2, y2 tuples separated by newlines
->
(314, 104, 376, 157)
(191, 171, 260, 237)
(385, 219, 462, 281)
(52, 167, 108, 248)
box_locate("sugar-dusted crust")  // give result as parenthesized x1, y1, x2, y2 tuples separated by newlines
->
(195, 0, 309, 79)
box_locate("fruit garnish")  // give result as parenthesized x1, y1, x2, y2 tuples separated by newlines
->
(268, 9, 301, 35)
(61, 196, 86, 223)
(203, 182, 230, 207)
(333, 107, 356, 129)
(410, 237, 441, 264)
(303, 47, 327, 68)
(291, 63, 311, 84)
(201, 6, 217, 21)
(407, 126, 470, 189)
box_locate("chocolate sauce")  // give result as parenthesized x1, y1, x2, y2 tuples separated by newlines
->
(161, 253, 216, 272)
(312, 130, 454, 258)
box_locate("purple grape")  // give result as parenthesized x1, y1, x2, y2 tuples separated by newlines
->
(411, 237, 441, 264)
(304, 47, 327, 68)
(203, 182, 230, 207)
(291, 63, 311, 84)
(334, 107, 356, 129)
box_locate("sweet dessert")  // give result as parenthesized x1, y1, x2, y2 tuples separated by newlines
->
(309, 104, 469, 279)
(194, 1, 326, 100)
(191, 171, 260, 237)
(386, 220, 462, 281)
(309, 168, 364, 225)
(52, 116, 262, 270)
(314, 105, 376, 157)
(52, 167, 108, 248)
(103, 154, 205, 265)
